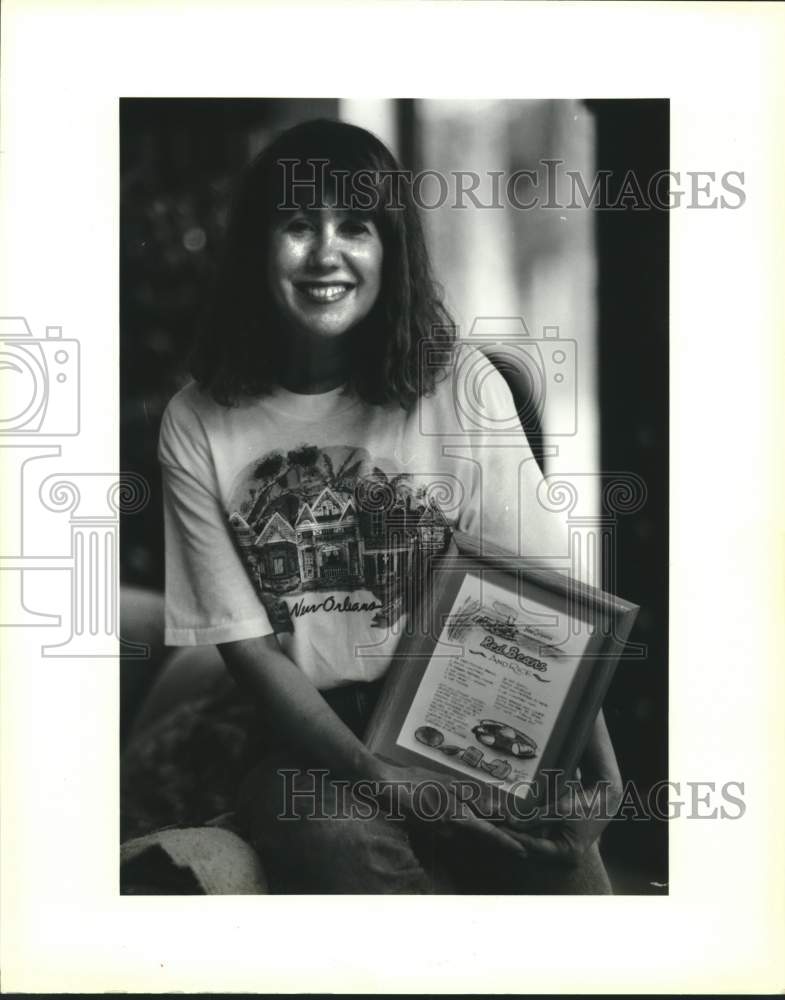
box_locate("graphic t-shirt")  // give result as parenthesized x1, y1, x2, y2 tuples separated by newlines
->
(158, 346, 562, 689)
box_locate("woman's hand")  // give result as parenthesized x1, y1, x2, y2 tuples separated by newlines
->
(373, 760, 530, 862)
(503, 709, 623, 866)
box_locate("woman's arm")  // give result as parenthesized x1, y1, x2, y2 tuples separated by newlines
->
(218, 634, 390, 784)
(504, 708, 624, 863)
(222, 634, 530, 860)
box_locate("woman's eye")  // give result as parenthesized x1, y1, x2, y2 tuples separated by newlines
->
(341, 220, 370, 236)
(285, 219, 313, 235)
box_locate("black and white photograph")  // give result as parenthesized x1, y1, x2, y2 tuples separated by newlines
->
(119, 97, 668, 896)
(2, 1, 783, 993)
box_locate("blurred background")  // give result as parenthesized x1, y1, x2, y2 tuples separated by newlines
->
(120, 98, 668, 892)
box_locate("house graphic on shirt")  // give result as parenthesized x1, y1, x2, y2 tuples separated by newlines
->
(228, 480, 450, 601)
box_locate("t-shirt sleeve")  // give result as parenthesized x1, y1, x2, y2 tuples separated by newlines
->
(158, 395, 274, 646)
(454, 349, 570, 565)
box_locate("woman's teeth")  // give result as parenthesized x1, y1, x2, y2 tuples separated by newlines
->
(298, 284, 352, 302)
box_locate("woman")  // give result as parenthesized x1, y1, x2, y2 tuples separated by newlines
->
(159, 118, 621, 892)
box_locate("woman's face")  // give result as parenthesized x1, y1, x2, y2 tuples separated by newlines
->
(268, 206, 383, 339)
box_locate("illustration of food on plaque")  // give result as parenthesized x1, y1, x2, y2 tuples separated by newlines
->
(413, 722, 532, 781)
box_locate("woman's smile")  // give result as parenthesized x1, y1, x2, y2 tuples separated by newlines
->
(294, 280, 356, 304)
(269, 207, 383, 338)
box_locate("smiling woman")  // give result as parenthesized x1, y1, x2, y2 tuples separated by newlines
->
(152, 117, 620, 894)
(268, 207, 383, 344)
(189, 118, 454, 406)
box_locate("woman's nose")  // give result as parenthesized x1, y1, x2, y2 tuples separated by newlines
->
(307, 225, 341, 270)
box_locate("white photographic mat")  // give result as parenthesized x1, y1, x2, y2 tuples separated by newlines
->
(1, 0, 783, 993)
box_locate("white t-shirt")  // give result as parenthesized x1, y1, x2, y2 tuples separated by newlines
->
(158, 345, 565, 689)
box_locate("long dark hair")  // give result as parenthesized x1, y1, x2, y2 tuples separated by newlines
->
(190, 118, 456, 407)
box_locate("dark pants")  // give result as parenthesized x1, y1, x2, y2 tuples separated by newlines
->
(236, 680, 613, 895)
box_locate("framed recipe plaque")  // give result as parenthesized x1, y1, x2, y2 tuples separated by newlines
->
(364, 531, 639, 808)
